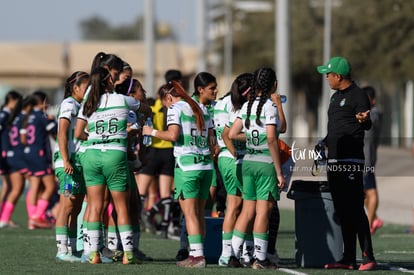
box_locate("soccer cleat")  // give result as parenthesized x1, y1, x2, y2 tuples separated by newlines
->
(109, 249, 123, 262)
(56, 252, 82, 263)
(80, 254, 88, 263)
(240, 258, 254, 268)
(371, 218, 383, 234)
(30, 217, 53, 229)
(133, 249, 153, 261)
(100, 247, 115, 259)
(100, 252, 114, 263)
(167, 224, 181, 241)
(7, 220, 20, 228)
(218, 256, 242, 267)
(176, 256, 206, 268)
(88, 251, 102, 264)
(324, 261, 355, 270)
(28, 219, 36, 230)
(157, 228, 168, 239)
(0, 222, 8, 228)
(122, 251, 141, 264)
(175, 248, 189, 261)
(359, 261, 377, 271)
(218, 255, 230, 266)
(267, 252, 280, 265)
(252, 258, 279, 270)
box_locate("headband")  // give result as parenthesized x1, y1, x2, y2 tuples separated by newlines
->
(241, 87, 251, 97)
(126, 78, 134, 95)
(69, 73, 89, 83)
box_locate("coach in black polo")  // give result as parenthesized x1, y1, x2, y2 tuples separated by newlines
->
(317, 56, 376, 271)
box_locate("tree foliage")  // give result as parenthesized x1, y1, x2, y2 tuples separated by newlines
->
(78, 1, 414, 84)
(79, 15, 171, 41)
(228, 0, 414, 85)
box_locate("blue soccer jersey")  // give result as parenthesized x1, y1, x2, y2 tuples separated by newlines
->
(6, 112, 29, 173)
(24, 109, 57, 176)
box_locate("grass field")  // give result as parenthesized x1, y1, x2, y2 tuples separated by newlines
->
(1, 201, 413, 275)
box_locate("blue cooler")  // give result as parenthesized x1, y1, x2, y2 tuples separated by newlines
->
(204, 217, 223, 264)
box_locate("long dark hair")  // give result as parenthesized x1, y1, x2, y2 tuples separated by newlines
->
(193, 72, 216, 96)
(64, 71, 89, 99)
(159, 81, 205, 132)
(115, 77, 138, 96)
(82, 67, 112, 118)
(2, 90, 22, 127)
(90, 52, 124, 74)
(231, 73, 254, 112)
(245, 68, 276, 129)
(32, 90, 48, 107)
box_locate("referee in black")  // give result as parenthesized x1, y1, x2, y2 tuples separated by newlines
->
(317, 56, 376, 271)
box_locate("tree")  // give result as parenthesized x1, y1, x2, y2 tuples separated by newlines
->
(79, 15, 173, 41)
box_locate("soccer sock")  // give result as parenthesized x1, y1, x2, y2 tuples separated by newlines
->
(267, 203, 280, 255)
(253, 232, 269, 261)
(221, 231, 233, 257)
(33, 199, 49, 219)
(160, 197, 172, 229)
(26, 190, 36, 219)
(188, 234, 204, 257)
(232, 229, 246, 259)
(56, 226, 69, 254)
(83, 227, 90, 256)
(132, 225, 140, 250)
(87, 222, 101, 253)
(171, 198, 181, 227)
(148, 202, 160, 217)
(98, 223, 106, 250)
(68, 229, 77, 253)
(0, 201, 14, 223)
(242, 234, 254, 262)
(107, 225, 118, 251)
(76, 201, 87, 252)
(179, 218, 189, 250)
(119, 224, 134, 252)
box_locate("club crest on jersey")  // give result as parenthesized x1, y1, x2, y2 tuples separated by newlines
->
(340, 98, 346, 107)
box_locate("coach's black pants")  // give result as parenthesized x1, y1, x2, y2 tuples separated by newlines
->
(327, 162, 375, 264)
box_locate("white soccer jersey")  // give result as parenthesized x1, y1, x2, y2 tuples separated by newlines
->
(78, 93, 140, 151)
(213, 95, 231, 154)
(166, 100, 213, 171)
(54, 96, 81, 168)
(238, 97, 280, 163)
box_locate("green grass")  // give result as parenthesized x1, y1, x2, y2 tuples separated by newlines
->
(1, 201, 413, 274)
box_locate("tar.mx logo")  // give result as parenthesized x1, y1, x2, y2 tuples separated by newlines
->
(290, 141, 324, 163)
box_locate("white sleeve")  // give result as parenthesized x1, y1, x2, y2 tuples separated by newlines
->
(77, 103, 86, 121)
(166, 105, 180, 126)
(124, 95, 140, 111)
(59, 100, 75, 120)
(265, 101, 279, 126)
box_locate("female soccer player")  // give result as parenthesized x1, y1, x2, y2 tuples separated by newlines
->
(24, 91, 58, 229)
(54, 71, 89, 262)
(74, 67, 141, 265)
(214, 73, 253, 267)
(0, 90, 22, 228)
(229, 67, 285, 269)
(142, 81, 215, 268)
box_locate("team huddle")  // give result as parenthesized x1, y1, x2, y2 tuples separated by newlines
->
(0, 51, 289, 269)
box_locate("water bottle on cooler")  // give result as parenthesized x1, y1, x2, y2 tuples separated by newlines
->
(63, 174, 73, 197)
(143, 117, 153, 146)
